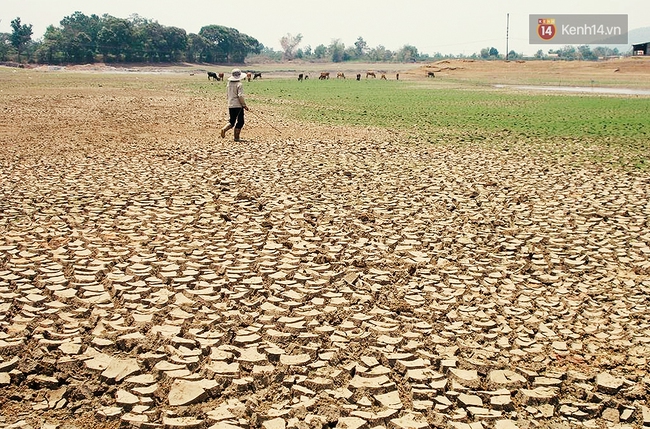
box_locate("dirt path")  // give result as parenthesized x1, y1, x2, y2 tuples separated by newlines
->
(0, 70, 649, 429)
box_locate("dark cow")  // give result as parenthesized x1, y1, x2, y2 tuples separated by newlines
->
(207, 71, 218, 81)
(218, 72, 225, 81)
(253, 72, 262, 80)
(396, 73, 399, 80)
(356, 74, 361, 81)
(427, 71, 435, 78)
(298, 73, 304, 81)
(319, 72, 330, 80)
(366, 72, 376, 78)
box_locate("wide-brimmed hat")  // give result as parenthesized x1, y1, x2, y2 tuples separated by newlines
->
(228, 69, 243, 81)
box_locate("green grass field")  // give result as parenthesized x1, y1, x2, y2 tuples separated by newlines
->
(243, 78, 650, 169)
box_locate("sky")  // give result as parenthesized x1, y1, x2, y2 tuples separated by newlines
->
(1, 0, 648, 56)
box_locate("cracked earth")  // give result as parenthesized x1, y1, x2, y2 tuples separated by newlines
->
(1, 68, 649, 429)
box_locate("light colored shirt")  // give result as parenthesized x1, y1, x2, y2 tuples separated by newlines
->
(227, 81, 244, 108)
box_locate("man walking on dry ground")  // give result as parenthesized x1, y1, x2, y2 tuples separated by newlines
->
(220, 68, 249, 141)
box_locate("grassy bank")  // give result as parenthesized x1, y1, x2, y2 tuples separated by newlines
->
(244, 78, 650, 169)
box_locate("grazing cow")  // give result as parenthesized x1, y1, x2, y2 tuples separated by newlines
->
(218, 72, 225, 81)
(246, 72, 252, 82)
(298, 73, 304, 81)
(366, 72, 376, 78)
(304, 74, 309, 80)
(356, 74, 361, 81)
(319, 72, 330, 80)
(337, 72, 346, 79)
(253, 72, 262, 79)
(427, 71, 435, 78)
(380, 74, 387, 80)
(207, 71, 218, 81)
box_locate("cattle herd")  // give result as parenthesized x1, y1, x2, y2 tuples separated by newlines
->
(309, 71, 399, 81)
(206, 70, 408, 82)
(206, 71, 262, 82)
(207, 71, 224, 81)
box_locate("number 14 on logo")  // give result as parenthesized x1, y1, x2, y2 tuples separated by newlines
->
(537, 18, 556, 41)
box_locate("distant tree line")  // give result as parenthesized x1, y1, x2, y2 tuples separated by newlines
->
(541, 45, 622, 60)
(0, 14, 629, 65)
(0, 12, 262, 64)
(266, 34, 430, 63)
(476, 45, 621, 61)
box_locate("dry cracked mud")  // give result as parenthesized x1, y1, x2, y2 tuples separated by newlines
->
(1, 68, 649, 429)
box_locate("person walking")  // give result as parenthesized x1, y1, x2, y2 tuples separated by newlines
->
(220, 68, 249, 141)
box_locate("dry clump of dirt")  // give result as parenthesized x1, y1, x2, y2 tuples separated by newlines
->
(0, 70, 649, 429)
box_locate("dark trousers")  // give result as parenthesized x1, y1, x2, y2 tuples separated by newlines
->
(228, 107, 245, 129)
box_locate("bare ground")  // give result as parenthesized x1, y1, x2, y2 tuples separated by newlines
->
(0, 64, 649, 429)
(418, 57, 650, 87)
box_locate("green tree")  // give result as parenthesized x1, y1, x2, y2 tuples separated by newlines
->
(0, 33, 11, 61)
(344, 46, 356, 61)
(328, 39, 345, 62)
(507, 50, 520, 60)
(480, 47, 500, 59)
(60, 11, 102, 42)
(10, 17, 33, 62)
(534, 49, 545, 59)
(139, 21, 167, 62)
(314, 44, 327, 59)
(557, 45, 577, 60)
(592, 46, 618, 59)
(68, 31, 93, 63)
(232, 33, 260, 63)
(199, 25, 260, 63)
(97, 16, 134, 62)
(38, 12, 102, 64)
(163, 26, 187, 62)
(198, 25, 224, 62)
(368, 45, 390, 62)
(127, 14, 151, 61)
(397, 44, 418, 62)
(36, 26, 64, 63)
(187, 33, 208, 62)
(354, 37, 368, 58)
(577, 45, 597, 61)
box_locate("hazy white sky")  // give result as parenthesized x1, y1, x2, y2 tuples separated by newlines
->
(1, 0, 647, 56)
